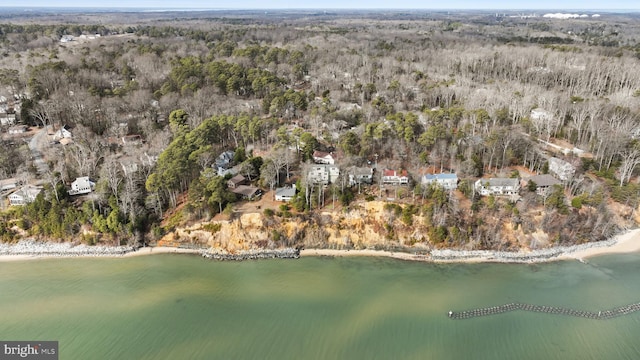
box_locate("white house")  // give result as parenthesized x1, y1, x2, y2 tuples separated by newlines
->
(307, 164, 340, 185)
(53, 127, 72, 140)
(8, 125, 27, 134)
(422, 173, 458, 190)
(474, 178, 520, 196)
(8, 185, 42, 206)
(548, 157, 575, 181)
(348, 167, 374, 186)
(312, 150, 336, 165)
(0, 113, 16, 126)
(275, 185, 296, 202)
(69, 176, 95, 195)
(382, 169, 409, 185)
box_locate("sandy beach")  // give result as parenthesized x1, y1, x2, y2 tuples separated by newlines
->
(557, 228, 640, 261)
(302, 228, 640, 263)
(300, 248, 430, 261)
(122, 247, 203, 257)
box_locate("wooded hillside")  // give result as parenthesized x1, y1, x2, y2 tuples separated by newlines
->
(0, 10, 639, 250)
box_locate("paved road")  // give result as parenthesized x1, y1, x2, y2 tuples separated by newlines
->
(28, 126, 50, 175)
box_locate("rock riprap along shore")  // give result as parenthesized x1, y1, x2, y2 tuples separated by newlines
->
(431, 238, 618, 262)
(0, 240, 136, 257)
(201, 248, 300, 261)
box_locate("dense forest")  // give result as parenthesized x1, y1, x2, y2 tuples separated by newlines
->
(0, 9, 639, 251)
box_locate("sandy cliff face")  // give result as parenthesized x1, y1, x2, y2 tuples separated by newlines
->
(158, 200, 636, 253)
(159, 202, 432, 253)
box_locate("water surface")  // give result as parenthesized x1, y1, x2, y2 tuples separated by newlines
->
(1, 254, 640, 359)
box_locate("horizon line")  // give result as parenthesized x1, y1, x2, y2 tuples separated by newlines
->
(0, 6, 639, 11)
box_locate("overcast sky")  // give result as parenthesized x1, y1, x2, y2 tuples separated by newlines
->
(1, 1, 639, 10)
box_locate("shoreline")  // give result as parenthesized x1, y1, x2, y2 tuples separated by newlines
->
(303, 228, 640, 263)
(1, 228, 639, 263)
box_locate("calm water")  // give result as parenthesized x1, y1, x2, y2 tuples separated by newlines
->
(1, 254, 640, 359)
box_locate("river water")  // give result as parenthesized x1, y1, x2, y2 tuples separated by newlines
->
(1, 254, 640, 359)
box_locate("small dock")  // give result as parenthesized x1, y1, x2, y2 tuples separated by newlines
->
(448, 302, 640, 320)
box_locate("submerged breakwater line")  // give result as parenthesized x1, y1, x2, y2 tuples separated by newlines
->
(448, 302, 640, 320)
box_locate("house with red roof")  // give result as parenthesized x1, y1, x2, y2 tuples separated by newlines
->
(381, 169, 409, 185)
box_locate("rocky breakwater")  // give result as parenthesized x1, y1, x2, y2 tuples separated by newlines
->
(0, 240, 136, 257)
(202, 248, 300, 261)
(430, 238, 618, 263)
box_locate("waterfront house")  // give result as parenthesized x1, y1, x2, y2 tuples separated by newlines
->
(348, 167, 374, 186)
(525, 174, 561, 196)
(8, 185, 42, 206)
(69, 176, 95, 195)
(312, 150, 337, 165)
(474, 178, 520, 196)
(422, 173, 458, 190)
(307, 164, 340, 185)
(227, 175, 247, 189)
(381, 169, 409, 185)
(548, 157, 575, 181)
(231, 185, 262, 200)
(275, 185, 296, 202)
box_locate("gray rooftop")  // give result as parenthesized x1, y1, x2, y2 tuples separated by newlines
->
(424, 173, 458, 181)
(528, 174, 561, 187)
(484, 178, 519, 187)
(275, 186, 296, 197)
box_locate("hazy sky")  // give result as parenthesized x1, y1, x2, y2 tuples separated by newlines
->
(1, 1, 639, 10)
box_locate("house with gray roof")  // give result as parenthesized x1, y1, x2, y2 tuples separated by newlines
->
(307, 164, 340, 185)
(526, 174, 561, 196)
(422, 173, 458, 191)
(0, 178, 20, 193)
(474, 178, 520, 196)
(231, 185, 262, 200)
(548, 157, 575, 181)
(8, 185, 42, 206)
(348, 167, 374, 186)
(275, 185, 296, 202)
